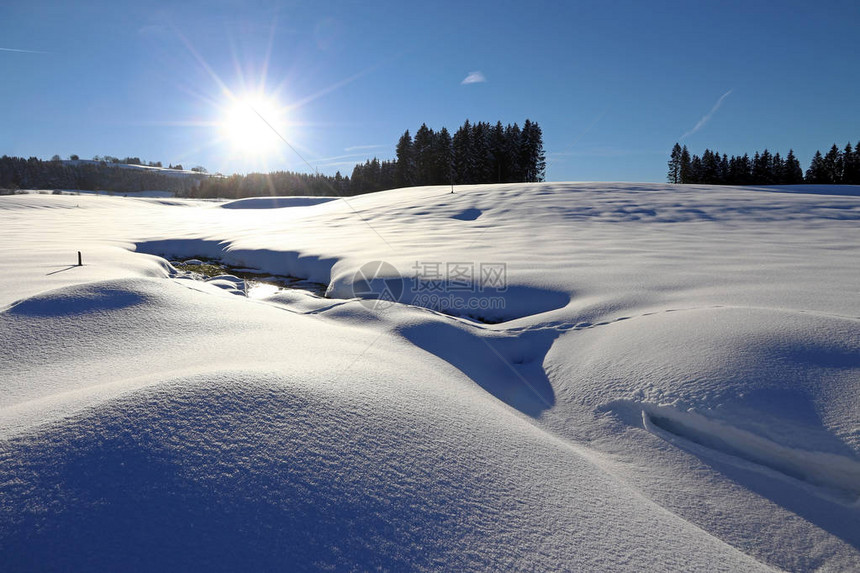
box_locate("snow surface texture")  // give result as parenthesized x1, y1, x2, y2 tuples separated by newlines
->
(0, 183, 858, 571)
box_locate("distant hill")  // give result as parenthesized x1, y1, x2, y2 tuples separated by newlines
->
(0, 155, 209, 195)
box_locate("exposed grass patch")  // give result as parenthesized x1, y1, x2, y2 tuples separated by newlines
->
(171, 257, 327, 296)
(174, 260, 227, 278)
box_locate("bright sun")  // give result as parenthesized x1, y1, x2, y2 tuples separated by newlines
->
(220, 95, 285, 156)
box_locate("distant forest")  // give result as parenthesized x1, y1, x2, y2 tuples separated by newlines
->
(1, 119, 545, 199)
(191, 171, 350, 198)
(190, 118, 546, 199)
(348, 119, 546, 193)
(668, 141, 860, 185)
(0, 156, 206, 195)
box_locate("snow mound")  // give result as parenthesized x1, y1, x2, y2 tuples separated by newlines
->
(0, 371, 771, 572)
(397, 314, 558, 416)
(641, 403, 860, 504)
(1, 183, 859, 570)
(204, 274, 245, 294)
(3, 282, 149, 317)
(546, 305, 860, 567)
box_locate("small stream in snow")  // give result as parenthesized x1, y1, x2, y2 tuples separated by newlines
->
(171, 258, 328, 299)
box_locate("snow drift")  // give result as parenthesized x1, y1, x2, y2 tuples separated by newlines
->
(1, 183, 858, 571)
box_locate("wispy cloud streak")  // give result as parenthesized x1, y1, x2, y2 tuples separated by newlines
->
(461, 71, 486, 85)
(681, 90, 732, 139)
(0, 47, 49, 54)
(345, 144, 389, 152)
(315, 152, 380, 163)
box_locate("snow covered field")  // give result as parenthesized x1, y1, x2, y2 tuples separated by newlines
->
(0, 182, 858, 571)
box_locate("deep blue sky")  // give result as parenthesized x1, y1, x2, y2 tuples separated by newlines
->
(2, 0, 858, 182)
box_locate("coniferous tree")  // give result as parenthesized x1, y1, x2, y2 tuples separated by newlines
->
(520, 119, 546, 182)
(532, 121, 547, 182)
(395, 130, 415, 188)
(471, 121, 491, 183)
(432, 127, 453, 185)
(668, 143, 682, 183)
(519, 119, 534, 182)
(752, 150, 773, 184)
(350, 162, 366, 193)
(679, 145, 692, 183)
(701, 149, 719, 183)
(719, 154, 729, 184)
(504, 123, 523, 183)
(822, 144, 843, 183)
(750, 151, 764, 185)
(413, 123, 435, 185)
(367, 158, 382, 191)
(380, 159, 396, 190)
(489, 121, 508, 183)
(738, 153, 752, 185)
(772, 152, 785, 184)
(727, 155, 740, 184)
(853, 141, 860, 184)
(452, 120, 474, 184)
(784, 150, 804, 184)
(689, 154, 703, 184)
(842, 143, 858, 184)
(806, 150, 826, 183)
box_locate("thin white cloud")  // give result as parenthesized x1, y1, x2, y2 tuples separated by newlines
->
(344, 144, 388, 152)
(317, 161, 367, 169)
(681, 90, 733, 139)
(315, 152, 377, 163)
(461, 71, 487, 85)
(0, 47, 49, 54)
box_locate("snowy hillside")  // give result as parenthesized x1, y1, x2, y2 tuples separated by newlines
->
(0, 182, 858, 571)
(64, 159, 207, 178)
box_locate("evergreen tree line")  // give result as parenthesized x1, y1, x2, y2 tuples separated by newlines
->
(195, 118, 546, 198)
(1, 119, 544, 198)
(190, 170, 351, 199)
(352, 119, 545, 192)
(0, 155, 205, 194)
(804, 143, 860, 184)
(668, 141, 860, 185)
